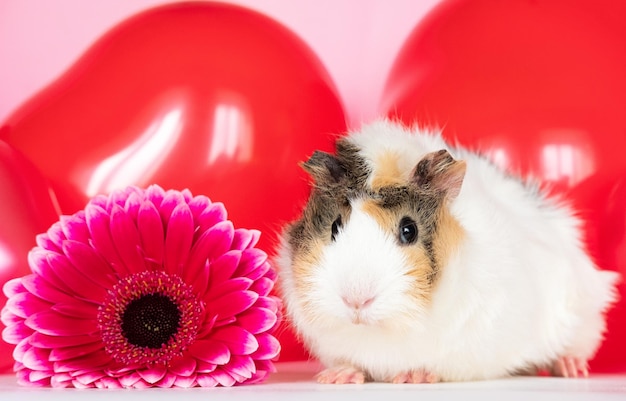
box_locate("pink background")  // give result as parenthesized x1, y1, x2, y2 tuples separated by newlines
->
(0, 0, 442, 128)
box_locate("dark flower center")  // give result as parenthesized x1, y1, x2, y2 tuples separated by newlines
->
(121, 293, 181, 348)
(99, 271, 203, 365)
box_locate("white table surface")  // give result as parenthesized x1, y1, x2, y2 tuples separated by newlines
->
(1, 361, 625, 401)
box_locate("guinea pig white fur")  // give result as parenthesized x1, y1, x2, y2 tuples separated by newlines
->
(275, 120, 619, 384)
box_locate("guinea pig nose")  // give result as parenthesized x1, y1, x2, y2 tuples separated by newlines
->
(341, 295, 375, 310)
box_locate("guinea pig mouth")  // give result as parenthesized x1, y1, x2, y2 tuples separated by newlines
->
(346, 306, 378, 326)
(350, 313, 372, 325)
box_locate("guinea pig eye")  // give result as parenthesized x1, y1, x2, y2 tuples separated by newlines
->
(331, 215, 342, 242)
(398, 216, 418, 245)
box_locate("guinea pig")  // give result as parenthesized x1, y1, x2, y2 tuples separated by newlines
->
(275, 119, 619, 384)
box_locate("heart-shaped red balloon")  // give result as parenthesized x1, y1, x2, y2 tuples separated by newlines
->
(1, 2, 345, 250)
(1, 2, 347, 362)
(381, 0, 626, 372)
(0, 141, 60, 372)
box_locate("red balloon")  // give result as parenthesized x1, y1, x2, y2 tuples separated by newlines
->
(0, 141, 60, 372)
(0, 2, 346, 249)
(1, 3, 346, 361)
(382, 0, 626, 372)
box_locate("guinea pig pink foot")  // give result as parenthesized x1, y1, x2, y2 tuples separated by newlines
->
(391, 369, 439, 384)
(553, 356, 589, 378)
(316, 366, 366, 384)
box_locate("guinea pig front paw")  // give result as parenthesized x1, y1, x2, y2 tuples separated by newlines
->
(391, 369, 439, 384)
(316, 366, 366, 384)
(552, 356, 589, 378)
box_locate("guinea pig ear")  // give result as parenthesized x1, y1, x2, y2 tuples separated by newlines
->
(301, 150, 347, 184)
(411, 149, 466, 201)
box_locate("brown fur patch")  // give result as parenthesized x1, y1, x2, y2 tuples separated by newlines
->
(432, 207, 465, 271)
(290, 237, 325, 312)
(360, 199, 397, 230)
(292, 237, 324, 284)
(403, 246, 436, 304)
(371, 151, 405, 190)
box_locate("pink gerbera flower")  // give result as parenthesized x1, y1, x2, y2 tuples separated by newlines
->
(1, 185, 281, 388)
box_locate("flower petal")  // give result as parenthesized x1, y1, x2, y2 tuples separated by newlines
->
(53, 350, 111, 373)
(211, 368, 236, 387)
(22, 347, 52, 370)
(3, 277, 26, 297)
(164, 202, 193, 276)
(145, 184, 165, 207)
(137, 200, 165, 268)
(188, 194, 210, 217)
(29, 369, 53, 382)
(29, 332, 101, 348)
(195, 360, 217, 373)
(156, 373, 177, 388)
(188, 339, 231, 365)
(250, 276, 275, 297)
(36, 233, 61, 253)
(74, 371, 107, 386)
(206, 221, 234, 261)
(183, 228, 217, 286)
(130, 379, 151, 389)
(51, 301, 99, 319)
(211, 326, 258, 355)
(225, 355, 255, 379)
(60, 213, 89, 243)
(46, 222, 67, 250)
(197, 202, 227, 233)
(118, 372, 142, 387)
(236, 249, 269, 280)
(88, 194, 108, 209)
(110, 205, 145, 274)
(106, 186, 141, 210)
(49, 341, 104, 362)
(62, 240, 116, 288)
(2, 321, 33, 344)
(251, 333, 281, 360)
(209, 290, 258, 319)
(248, 230, 261, 249)
(123, 191, 142, 221)
(264, 266, 278, 282)
(207, 250, 241, 287)
(95, 376, 123, 389)
(28, 250, 72, 293)
(214, 316, 237, 328)
(173, 375, 197, 388)
(168, 357, 196, 377)
(46, 251, 107, 302)
(247, 371, 269, 385)
(50, 373, 72, 388)
(13, 336, 32, 362)
(186, 257, 210, 298)
(158, 191, 185, 225)
(26, 311, 98, 336)
(254, 296, 279, 313)
(205, 277, 252, 302)
(196, 374, 218, 387)
(181, 188, 193, 202)
(231, 229, 254, 251)
(237, 307, 277, 335)
(72, 379, 96, 389)
(6, 291, 52, 318)
(228, 371, 248, 384)
(1, 306, 22, 326)
(254, 359, 277, 373)
(137, 366, 167, 384)
(85, 204, 124, 270)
